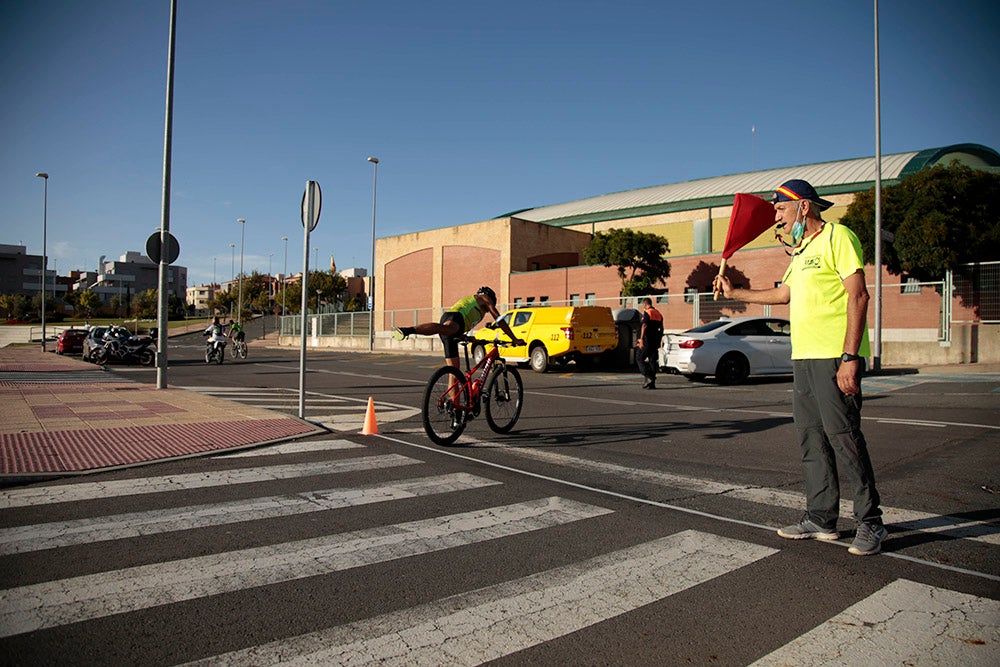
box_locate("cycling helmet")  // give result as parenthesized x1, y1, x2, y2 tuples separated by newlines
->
(476, 286, 497, 306)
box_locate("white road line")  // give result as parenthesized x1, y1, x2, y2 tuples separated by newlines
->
(526, 389, 1000, 430)
(0, 456, 420, 509)
(186, 531, 776, 666)
(0, 473, 501, 555)
(212, 439, 364, 457)
(462, 442, 1000, 546)
(751, 579, 1000, 666)
(0, 497, 611, 638)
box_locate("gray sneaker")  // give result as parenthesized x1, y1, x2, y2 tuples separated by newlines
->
(848, 523, 888, 556)
(777, 518, 839, 541)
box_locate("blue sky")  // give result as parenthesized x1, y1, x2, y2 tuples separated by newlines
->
(2, 0, 998, 288)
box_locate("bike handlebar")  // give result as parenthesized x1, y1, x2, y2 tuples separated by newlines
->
(456, 335, 520, 348)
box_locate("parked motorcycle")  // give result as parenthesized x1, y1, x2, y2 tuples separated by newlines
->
(203, 334, 226, 364)
(92, 325, 156, 367)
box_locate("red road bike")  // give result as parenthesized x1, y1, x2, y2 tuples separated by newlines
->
(421, 336, 524, 446)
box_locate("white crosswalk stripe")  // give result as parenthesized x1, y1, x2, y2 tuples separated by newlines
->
(0, 473, 501, 555)
(1, 439, 996, 664)
(751, 579, 1000, 666)
(211, 438, 364, 457)
(0, 455, 420, 509)
(0, 497, 610, 637)
(186, 531, 777, 666)
(179, 386, 420, 431)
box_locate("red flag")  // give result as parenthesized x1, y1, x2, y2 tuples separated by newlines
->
(721, 193, 775, 260)
(714, 193, 775, 300)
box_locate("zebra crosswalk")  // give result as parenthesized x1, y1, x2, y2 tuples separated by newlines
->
(1, 438, 997, 665)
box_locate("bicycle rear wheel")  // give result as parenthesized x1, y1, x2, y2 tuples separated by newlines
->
(422, 366, 470, 446)
(484, 363, 523, 434)
(238, 342, 247, 359)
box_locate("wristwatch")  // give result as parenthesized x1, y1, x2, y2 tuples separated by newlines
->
(840, 353, 861, 362)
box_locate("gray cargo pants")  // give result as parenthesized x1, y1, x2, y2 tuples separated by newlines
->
(792, 358, 883, 530)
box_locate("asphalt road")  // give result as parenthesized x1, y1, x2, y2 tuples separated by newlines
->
(3, 323, 998, 665)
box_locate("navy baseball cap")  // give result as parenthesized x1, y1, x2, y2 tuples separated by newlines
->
(773, 179, 834, 211)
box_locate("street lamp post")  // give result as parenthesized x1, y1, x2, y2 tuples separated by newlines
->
(236, 218, 246, 324)
(313, 247, 318, 271)
(229, 243, 235, 317)
(367, 156, 379, 351)
(268, 252, 273, 296)
(35, 172, 48, 352)
(281, 236, 288, 317)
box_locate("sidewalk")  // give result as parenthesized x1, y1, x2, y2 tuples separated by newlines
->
(0, 346, 325, 483)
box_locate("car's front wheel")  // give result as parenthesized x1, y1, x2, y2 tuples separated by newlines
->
(715, 353, 750, 385)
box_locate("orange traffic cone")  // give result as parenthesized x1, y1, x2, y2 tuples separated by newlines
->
(360, 397, 379, 435)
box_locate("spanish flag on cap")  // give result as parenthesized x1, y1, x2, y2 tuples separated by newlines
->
(772, 179, 834, 211)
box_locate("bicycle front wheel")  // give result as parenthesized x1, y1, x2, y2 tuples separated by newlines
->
(422, 366, 470, 446)
(484, 363, 523, 434)
(230, 342, 239, 358)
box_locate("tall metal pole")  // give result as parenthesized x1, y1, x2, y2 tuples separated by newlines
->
(367, 156, 379, 351)
(35, 172, 48, 352)
(156, 0, 177, 389)
(268, 252, 273, 296)
(281, 236, 288, 316)
(873, 0, 883, 371)
(299, 219, 312, 420)
(237, 217, 246, 324)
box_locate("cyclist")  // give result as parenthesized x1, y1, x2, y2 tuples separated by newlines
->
(227, 319, 245, 344)
(393, 286, 524, 369)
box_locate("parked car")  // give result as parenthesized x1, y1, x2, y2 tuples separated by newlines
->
(82, 326, 109, 363)
(55, 328, 88, 355)
(660, 317, 792, 385)
(472, 306, 618, 373)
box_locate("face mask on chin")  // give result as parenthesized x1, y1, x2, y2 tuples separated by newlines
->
(790, 218, 805, 245)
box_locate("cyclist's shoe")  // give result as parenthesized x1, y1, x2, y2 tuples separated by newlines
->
(391, 327, 409, 341)
(777, 517, 839, 541)
(848, 522, 888, 556)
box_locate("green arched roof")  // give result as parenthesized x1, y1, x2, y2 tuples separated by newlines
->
(507, 143, 999, 228)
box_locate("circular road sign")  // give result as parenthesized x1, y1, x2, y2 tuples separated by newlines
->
(301, 180, 322, 232)
(146, 231, 180, 264)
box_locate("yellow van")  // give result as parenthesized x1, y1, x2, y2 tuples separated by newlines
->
(472, 306, 617, 372)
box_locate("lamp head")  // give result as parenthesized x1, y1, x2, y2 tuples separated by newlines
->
(35, 172, 48, 179)
(367, 157, 379, 164)
(237, 217, 246, 223)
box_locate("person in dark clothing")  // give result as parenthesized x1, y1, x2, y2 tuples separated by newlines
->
(636, 297, 664, 389)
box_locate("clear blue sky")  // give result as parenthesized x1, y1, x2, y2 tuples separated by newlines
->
(2, 0, 998, 288)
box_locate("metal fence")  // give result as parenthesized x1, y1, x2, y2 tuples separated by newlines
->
(280, 261, 996, 341)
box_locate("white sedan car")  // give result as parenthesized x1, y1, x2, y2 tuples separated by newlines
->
(659, 317, 792, 385)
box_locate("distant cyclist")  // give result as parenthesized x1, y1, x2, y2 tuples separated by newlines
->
(227, 319, 245, 344)
(392, 286, 523, 369)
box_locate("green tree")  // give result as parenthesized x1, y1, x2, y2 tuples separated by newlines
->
(0, 293, 31, 321)
(274, 271, 346, 314)
(840, 163, 1000, 280)
(210, 289, 235, 316)
(583, 228, 671, 297)
(77, 290, 101, 317)
(133, 289, 158, 319)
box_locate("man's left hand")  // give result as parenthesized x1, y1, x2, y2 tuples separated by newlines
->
(837, 360, 861, 395)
